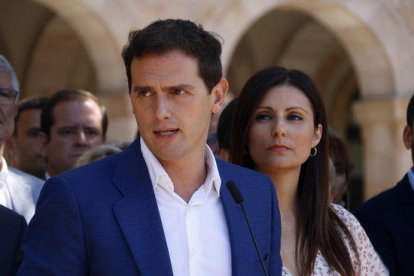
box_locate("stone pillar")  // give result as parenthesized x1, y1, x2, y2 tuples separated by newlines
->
(100, 93, 137, 143)
(353, 97, 411, 200)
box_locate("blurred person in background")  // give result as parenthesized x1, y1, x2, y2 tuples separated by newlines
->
(216, 98, 237, 161)
(0, 55, 44, 223)
(355, 93, 414, 275)
(40, 88, 107, 178)
(7, 96, 48, 179)
(328, 131, 353, 209)
(75, 142, 127, 167)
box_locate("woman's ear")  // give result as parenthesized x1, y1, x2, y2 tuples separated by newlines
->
(312, 123, 323, 148)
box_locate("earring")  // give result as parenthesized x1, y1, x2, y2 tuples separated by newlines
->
(310, 147, 317, 157)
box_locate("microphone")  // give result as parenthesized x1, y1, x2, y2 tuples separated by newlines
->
(226, 181, 269, 276)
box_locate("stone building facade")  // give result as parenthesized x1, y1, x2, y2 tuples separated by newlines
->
(1, 0, 413, 202)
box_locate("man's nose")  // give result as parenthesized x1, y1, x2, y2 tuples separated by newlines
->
(75, 130, 88, 146)
(155, 96, 171, 120)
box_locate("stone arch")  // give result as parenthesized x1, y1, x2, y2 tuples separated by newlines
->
(32, 0, 126, 95)
(24, 16, 97, 97)
(217, 0, 404, 100)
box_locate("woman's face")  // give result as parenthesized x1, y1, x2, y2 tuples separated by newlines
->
(248, 85, 322, 173)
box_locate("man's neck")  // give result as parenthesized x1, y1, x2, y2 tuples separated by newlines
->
(160, 151, 207, 203)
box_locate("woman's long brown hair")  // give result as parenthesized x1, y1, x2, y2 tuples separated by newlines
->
(229, 67, 359, 276)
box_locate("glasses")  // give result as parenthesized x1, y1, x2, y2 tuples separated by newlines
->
(0, 88, 18, 105)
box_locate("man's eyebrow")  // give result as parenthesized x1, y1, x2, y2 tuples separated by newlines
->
(164, 84, 194, 91)
(132, 85, 153, 92)
(133, 84, 194, 92)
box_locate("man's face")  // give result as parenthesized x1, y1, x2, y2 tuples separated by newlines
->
(9, 108, 46, 177)
(45, 99, 104, 176)
(130, 50, 226, 166)
(0, 71, 17, 144)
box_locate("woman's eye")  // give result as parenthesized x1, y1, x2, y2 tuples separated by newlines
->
(255, 113, 272, 121)
(287, 114, 303, 121)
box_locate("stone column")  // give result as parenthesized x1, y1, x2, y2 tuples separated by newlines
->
(353, 97, 411, 200)
(100, 93, 137, 143)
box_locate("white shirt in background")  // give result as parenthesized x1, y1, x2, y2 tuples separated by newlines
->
(0, 157, 44, 222)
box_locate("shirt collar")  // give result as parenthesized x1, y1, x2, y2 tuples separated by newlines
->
(140, 137, 221, 196)
(408, 167, 414, 192)
(0, 157, 8, 182)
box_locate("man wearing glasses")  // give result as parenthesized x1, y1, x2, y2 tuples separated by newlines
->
(0, 55, 44, 223)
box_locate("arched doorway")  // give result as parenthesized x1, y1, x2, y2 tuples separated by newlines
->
(0, 0, 135, 141)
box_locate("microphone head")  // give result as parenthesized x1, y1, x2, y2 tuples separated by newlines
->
(226, 181, 244, 204)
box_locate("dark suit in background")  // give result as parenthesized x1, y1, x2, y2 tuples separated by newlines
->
(355, 174, 414, 276)
(0, 204, 27, 275)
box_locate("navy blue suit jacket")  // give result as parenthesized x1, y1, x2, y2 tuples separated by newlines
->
(19, 139, 282, 275)
(0, 204, 26, 276)
(355, 174, 414, 276)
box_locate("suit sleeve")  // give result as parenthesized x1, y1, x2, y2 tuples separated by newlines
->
(18, 176, 88, 275)
(268, 178, 282, 276)
(12, 215, 27, 275)
(354, 208, 394, 274)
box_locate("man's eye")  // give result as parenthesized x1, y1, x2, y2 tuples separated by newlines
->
(58, 129, 75, 136)
(138, 90, 152, 97)
(170, 88, 185, 95)
(0, 91, 11, 99)
(85, 129, 99, 137)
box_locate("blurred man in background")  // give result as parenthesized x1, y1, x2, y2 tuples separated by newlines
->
(0, 55, 44, 223)
(355, 94, 414, 275)
(40, 89, 107, 178)
(7, 96, 48, 179)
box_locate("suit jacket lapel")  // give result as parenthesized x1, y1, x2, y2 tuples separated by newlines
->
(112, 140, 173, 275)
(397, 175, 414, 231)
(218, 162, 256, 275)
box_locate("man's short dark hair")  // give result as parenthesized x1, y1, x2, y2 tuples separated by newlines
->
(407, 93, 414, 127)
(121, 19, 223, 93)
(13, 96, 48, 136)
(41, 89, 108, 140)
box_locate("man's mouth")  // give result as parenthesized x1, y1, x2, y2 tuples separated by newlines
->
(154, 129, 179, 136)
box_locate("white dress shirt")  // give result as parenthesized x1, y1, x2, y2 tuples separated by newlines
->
(141, 138, 231, 276)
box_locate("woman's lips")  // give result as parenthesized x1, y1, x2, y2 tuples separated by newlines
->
(267, 144, 290, 151)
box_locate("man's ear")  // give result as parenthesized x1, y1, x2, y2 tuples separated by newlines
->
(211, 79, 228, 114)
(403, 125, 413, 149)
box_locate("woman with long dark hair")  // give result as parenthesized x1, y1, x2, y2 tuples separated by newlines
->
(229, 67, 386, 275)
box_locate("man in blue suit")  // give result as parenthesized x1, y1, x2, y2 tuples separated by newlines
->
(355, 94, 414, 276)
(19, 19, 282, 275)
